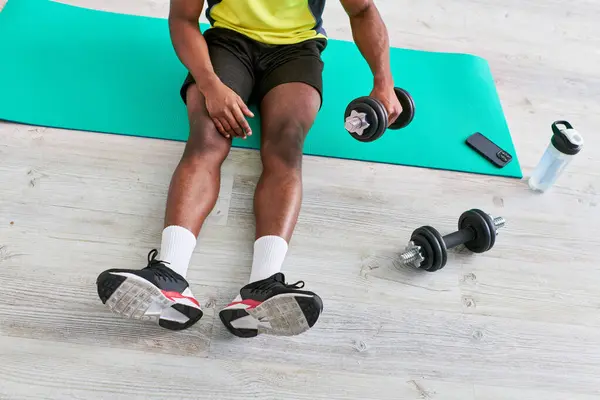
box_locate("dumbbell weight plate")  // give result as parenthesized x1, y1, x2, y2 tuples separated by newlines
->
(344, 96, 388, 142)
(458, 209, 494, 253)
(362, 96, 389, 141)
(423, 226, 448, 271)
(411, 226, 447, 272)
(389, 87, 416, 130)
(410, 231, 435, 271)
(472, 209, 496, 251)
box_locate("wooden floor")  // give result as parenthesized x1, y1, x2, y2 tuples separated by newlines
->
(2, 0, 600, 399)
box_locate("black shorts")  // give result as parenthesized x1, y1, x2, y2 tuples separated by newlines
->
(180, 27, 327, 107)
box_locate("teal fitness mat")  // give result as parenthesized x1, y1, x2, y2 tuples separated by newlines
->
(0, 0, 522, 178)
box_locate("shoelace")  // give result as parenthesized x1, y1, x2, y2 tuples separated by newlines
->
(145, 249, 178, 282)
(250, 275, 305, 294)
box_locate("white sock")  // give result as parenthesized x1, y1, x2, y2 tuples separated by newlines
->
(249, 235, 288, 283)
(158, 225, 197, 278)
(233, 235, 288, 302)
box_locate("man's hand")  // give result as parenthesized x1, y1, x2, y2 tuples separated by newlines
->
(370, 84, 402, 126)
(169, 0, 253, 138)
(203, 79, 254, 139)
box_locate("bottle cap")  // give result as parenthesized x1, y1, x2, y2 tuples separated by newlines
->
(551, 120, 584, 155)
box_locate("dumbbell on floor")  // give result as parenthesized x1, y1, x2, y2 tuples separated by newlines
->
(399, 209, 506, 272)
(344, 87, 415, 142)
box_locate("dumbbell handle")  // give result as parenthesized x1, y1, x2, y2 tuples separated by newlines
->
(442, 228, 475, 249)
(441, 216, 506, 250)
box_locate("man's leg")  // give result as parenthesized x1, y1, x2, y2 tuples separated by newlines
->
(249, 82, 320, 281)
(219, 39, 326, 338)
(159, 28, 255, 283)
(96, 28, 255, 330)
(160, 86, 232, 274)
(94, 88, 231, 330)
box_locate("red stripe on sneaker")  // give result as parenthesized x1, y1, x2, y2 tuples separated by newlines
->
(161, 291, 200, 307)
(227, 299, 263, 309)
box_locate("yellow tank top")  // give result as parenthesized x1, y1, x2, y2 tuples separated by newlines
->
(205, 0, 327, 45)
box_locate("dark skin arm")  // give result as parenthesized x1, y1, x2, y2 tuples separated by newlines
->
(340, 0, 402, 125)
(169, 0, 253, 138)
(168, 0, 215, 92)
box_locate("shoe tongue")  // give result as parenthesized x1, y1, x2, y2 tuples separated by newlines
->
(272, 272, 285, 283)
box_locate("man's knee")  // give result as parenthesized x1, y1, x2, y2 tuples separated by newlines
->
(182, 90, 231, 166)
(183, 122, 230, 166)
(261, 120, 307, 170)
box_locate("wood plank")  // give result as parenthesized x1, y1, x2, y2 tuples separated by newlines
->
(474, 384, 599, 400)
(0, 336, 475, 400)
(205, 299, 600, 396)
(0, 123, 233, 226)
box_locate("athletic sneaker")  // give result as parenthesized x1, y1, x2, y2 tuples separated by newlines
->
(219, 272, 323, 338)
(96, 249, 203, 331)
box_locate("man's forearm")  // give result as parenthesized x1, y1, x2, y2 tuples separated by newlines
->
(348, 4, 393, 88)
(169, 17, 218, 92)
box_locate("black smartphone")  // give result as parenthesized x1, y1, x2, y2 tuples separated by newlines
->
(466, 132, 513, 168)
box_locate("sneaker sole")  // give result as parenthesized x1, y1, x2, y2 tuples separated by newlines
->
(219, 293, 322, 338)
(96, 271, 203, 331)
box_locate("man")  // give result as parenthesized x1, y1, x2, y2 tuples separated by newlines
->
(96, 0, 401, 337)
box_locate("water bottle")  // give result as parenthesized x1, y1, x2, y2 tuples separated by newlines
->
(528, 120, 584, 192)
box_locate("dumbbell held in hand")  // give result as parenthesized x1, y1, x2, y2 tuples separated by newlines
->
(344, 87, 415, 142)
(399, 209, 506, 272)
